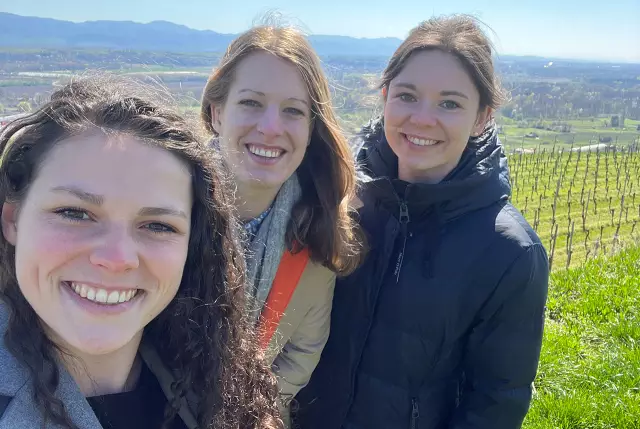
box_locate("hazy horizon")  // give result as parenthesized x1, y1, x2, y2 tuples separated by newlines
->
(1, 1, 639, 63)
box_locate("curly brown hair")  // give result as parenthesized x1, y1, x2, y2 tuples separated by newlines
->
(0, 73, 281, 429)
(200, 25, 365, 276)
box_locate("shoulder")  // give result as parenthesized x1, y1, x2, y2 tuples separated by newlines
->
(298, 261, 336, 299)
(494, 202, 545, 253)
(451, 202, 548, 288)
(458, 200, 544, 256)
(285, 260, 336, 321)
(265, 261, 336, 362)
(484, 203, 549, 293)
(0, 302, 106, 428)
(0, 301, 30, 398)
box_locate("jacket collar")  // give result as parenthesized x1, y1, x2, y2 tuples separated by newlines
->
(355, 116, 512, 223)
(0, 302, 198, 429)
(0, 302, 103, 428)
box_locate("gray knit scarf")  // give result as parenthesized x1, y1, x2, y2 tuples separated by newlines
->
(245, 173, 302, 322)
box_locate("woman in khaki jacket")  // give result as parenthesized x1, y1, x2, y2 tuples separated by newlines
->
(200, 25, 365, 427)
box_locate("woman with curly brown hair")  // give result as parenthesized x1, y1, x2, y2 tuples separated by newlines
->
(200, 25, 365, 427)
(0, 74, 281, 429)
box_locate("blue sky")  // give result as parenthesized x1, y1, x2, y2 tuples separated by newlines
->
(1, 0, 638, 62)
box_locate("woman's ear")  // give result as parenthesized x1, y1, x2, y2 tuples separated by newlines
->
(1, 202, 19, 245)
(381, 87, 389, 117)
(473, 107, 493, 136)
(210, 104, 222, 134)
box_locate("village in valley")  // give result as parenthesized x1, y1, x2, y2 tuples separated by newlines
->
(2, 43, 640, 271)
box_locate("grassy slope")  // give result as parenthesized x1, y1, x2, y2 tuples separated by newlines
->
(523, 246, 640, 429)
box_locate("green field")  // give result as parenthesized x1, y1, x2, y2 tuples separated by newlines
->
(523, 245, 640, 429)
(499, 117, 640, 149)
(509, 146, 640, 270)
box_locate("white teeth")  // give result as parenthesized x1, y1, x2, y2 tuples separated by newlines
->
(248, 145, 282, 158)
(407, 136, 440, 146)
(107, 291, 120, 304)
(68, 282, 138, 306)
(95, 289, 108, 303)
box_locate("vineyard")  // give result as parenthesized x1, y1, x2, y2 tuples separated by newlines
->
(510, 145, 640, 270)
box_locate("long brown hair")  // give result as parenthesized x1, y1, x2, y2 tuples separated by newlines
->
(200, 25, 365, 276)
(381, 15, 507, 111)
(0, 74, 280, 429)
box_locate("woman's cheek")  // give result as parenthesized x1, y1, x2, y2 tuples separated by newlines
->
(138, 238, 189, 280)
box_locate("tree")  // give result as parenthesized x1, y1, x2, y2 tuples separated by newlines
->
(611, 115, 619, 128)
(17, 101, 32, 113)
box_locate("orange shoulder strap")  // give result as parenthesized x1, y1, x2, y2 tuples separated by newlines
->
(257, 247, 311, 350)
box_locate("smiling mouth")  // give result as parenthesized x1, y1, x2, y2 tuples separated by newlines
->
(246, 144, 285, 159)
(404, 134, 443, 147)
(63, 281, 141, 305)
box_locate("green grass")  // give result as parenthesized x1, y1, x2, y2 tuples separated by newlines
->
(0, 79, 52, 87)
(523, 245, 640, 429)
(501, 130, 639, 149)
(498, 117, 640, 149)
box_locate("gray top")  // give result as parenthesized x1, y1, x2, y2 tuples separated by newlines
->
(0, 302, 198, 428)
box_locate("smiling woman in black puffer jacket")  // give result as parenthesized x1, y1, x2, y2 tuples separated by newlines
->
(295, 15, 549, 429)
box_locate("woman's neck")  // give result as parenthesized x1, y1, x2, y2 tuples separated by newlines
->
(56, 330, 143, 397)
(397, 151, 464, 184)
(235, 182, 280, 221)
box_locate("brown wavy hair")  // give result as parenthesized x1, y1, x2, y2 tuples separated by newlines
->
(0, 74, 281, 429)
(380, 15, 507, 112)
(200, 25, 365, 276)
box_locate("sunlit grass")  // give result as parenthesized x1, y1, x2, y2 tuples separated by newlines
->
(523, 246, 640, 429)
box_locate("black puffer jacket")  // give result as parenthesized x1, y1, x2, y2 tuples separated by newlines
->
(295, 120, 549, 429)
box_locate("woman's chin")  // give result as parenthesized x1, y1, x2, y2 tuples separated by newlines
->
(54, 326, 142, 357)
(242, 171, 288, 190)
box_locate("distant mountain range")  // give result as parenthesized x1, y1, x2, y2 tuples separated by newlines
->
(0, 12, 404, 57)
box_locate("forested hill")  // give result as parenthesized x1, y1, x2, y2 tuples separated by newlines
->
(0, 12, 402, 57)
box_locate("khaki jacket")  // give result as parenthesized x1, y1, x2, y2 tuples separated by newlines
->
(262, 260, 336, 428)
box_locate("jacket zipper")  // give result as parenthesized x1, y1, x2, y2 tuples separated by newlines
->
(342, 199, 412, 425)
(394, 201, 410, 283)
(410, 397, 420, 429)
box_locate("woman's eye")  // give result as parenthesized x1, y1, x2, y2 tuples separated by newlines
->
(54, 207, 91, 222)
(239, 99, 261, 108)
(441, 100, 461, 110)
(399, 93, 417, 102)
(143, 222, 177, 234)
(284, 107, 305, 117)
